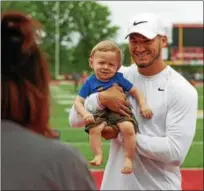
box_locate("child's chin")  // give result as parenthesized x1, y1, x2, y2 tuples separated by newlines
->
(100, 76, 109, 81)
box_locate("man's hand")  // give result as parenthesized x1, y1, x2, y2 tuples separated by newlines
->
(101, 126, 119, 140)
(98, 85, 132, 117)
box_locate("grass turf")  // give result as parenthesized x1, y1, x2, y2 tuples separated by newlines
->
(50, 84, 203, 169)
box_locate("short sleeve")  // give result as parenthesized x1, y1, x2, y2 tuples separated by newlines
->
(78, 80, 91, 99)
(117, 73, 133, 92)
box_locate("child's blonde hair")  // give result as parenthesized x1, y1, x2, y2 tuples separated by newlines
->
(90, 40, 122, 70)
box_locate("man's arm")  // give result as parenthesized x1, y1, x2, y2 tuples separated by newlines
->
(69, 105, 85, 127)
(69, 93, 103, 127)
(135, 86, 198, 166)
(98, 85, 131, 116)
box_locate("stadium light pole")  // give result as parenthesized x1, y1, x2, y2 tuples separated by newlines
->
(55, 1, 60, 80)
(178, 24, 183, 63)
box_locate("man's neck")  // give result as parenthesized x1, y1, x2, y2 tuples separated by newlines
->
(138, 60, 167, 76)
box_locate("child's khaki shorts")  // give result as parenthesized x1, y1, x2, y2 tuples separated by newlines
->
(85, 109, 138, 134)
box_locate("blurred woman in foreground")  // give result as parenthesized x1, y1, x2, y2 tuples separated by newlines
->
(1, 11, 96, 190)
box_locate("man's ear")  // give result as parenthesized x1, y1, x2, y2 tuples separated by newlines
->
(89, 57, 93, 68)
(161, 35, 168, 48)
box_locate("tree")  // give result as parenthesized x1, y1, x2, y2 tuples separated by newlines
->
(69, 1, 119, 72)
(1, 1, 120, 77)
(120, 43, 132, 66)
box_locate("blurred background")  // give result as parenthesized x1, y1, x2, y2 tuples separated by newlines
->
(2, 1, 203, 190)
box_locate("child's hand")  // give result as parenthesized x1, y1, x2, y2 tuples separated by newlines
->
(83, 112, 95, 124)
(140, 104, 153, 119)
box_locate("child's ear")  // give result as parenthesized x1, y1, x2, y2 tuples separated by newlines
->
(89, 57, 93, 68)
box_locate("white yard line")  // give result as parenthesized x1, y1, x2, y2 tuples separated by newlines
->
(51, 86, 75, 112)
(51, 87, 74, 110)
(53, 94, 76, 99)
(64, 108, 71, 113)
(192, 141, 203, 145)
(57, 100, 73, 105)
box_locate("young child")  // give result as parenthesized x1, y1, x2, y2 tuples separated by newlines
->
(74, 40, 153, 174)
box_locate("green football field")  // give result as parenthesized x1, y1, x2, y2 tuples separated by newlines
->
(50, 83, 203, 169)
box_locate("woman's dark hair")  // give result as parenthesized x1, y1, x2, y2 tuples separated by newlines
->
(1, 11, 55, 138)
